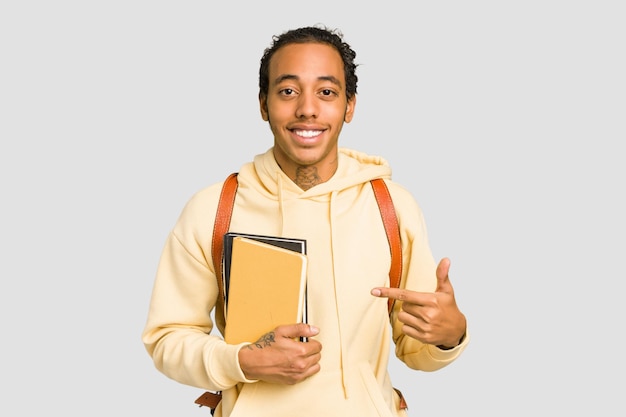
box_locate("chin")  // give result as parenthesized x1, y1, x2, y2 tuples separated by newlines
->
(293, 152, 323, 166)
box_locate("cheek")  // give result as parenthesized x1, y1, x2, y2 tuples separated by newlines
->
(264, 99, 294, 120)
(265, 105, 290, 125)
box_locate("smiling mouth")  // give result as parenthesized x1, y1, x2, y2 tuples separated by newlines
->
(293, 129, 323, 138)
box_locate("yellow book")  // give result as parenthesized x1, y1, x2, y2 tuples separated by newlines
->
(223, 236, 308, 344)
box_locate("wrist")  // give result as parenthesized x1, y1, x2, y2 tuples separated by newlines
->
(437, 330, 466, 350)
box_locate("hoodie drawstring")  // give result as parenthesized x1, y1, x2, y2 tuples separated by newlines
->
(328, 190, 350, 400)
(276, 170, 286, 234)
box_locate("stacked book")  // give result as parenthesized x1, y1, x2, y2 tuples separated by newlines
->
(222, 232, 308, 344)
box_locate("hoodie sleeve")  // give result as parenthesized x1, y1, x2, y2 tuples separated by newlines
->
(386, 182, 469, 371)
(141, 184, 257, 390)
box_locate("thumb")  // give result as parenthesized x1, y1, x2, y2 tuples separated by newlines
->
(278, 323, 320, 339)
(435, 257, 453, 293)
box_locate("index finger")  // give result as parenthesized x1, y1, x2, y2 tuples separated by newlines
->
(371, 287, 424, 303)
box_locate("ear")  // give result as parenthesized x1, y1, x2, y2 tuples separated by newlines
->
(344, 95, 357, 123)
(259, 93, 269, 121)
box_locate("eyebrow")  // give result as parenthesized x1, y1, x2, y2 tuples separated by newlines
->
(273, 74, 342, 87)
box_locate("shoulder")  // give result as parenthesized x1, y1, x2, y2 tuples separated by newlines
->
(378, 179, 429, 236)
(380, 180, 422, 213)
(171, 179, 233, 244)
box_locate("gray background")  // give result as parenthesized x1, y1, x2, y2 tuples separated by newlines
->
(1, 1, 624, 415)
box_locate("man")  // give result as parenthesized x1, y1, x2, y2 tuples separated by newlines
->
(142, 25, 468, 416)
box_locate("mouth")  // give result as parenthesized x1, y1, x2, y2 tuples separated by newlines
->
(291, 129, 324, 138)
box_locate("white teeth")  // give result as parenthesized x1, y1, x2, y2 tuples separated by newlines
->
(295, 130, 321, 138)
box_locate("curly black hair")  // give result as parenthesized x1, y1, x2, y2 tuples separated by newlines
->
(258, 25, 358, 101)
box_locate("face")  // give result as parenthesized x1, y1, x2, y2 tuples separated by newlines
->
(260, 42, 356, 184)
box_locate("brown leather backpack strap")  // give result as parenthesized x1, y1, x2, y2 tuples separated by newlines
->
(199, 173, 238, 413)
(195, 391, 223, 410)
(370, 178, 402, 314)
(211, 173, 239, 329)
(372, 179, 409, 412)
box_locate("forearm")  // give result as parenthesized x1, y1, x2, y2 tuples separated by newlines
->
(142, 230, 254, 390)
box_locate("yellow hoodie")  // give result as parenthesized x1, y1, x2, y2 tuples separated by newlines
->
(142, 148, 469, 417)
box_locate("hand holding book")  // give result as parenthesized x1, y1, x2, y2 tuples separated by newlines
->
(237, 323, 322, 385)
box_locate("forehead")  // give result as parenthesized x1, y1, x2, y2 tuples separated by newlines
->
(268, 42, 345, 84)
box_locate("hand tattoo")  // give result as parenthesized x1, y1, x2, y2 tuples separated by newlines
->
(245, 331, 276, 349)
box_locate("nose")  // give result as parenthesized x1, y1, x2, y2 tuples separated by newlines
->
(295, 91, 318, 119)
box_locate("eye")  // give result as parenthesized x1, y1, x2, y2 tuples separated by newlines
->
(280, 88, 295, 96)
(318, 89, 339, 100)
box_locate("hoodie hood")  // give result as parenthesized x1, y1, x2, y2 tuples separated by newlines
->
(241, 147, 392, 200)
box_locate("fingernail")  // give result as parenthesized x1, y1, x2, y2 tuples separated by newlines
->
(309, 325, 319, 334)
(371, 288, 381, 296)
